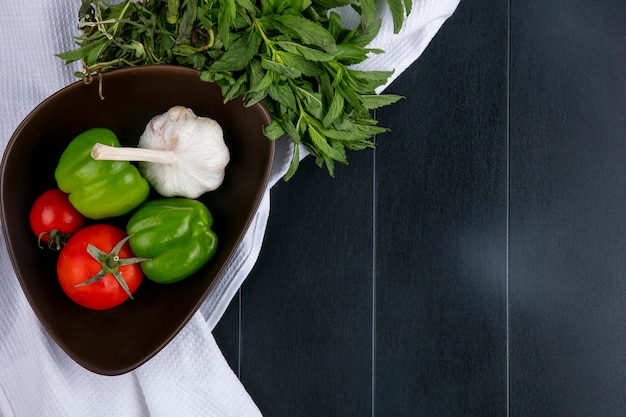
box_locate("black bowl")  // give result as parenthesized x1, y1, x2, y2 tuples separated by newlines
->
(0, 65, 274, 375)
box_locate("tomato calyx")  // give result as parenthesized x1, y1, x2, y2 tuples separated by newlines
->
(38, 229, 71, 251)
(75, 235, 149, 300)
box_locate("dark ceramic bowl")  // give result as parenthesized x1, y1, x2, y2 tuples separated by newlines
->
(0, 65, 274, 375)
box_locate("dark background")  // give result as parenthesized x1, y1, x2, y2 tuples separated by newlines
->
(214, 0, 626, 415)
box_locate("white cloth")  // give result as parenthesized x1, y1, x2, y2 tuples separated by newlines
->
(0, 1, 460, 416)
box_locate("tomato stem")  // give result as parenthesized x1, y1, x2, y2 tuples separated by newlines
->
(76, 235, 150, 300)
(37, 229, 71, 251)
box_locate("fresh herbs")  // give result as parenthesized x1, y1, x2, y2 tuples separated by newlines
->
(58, 0, 411, 179)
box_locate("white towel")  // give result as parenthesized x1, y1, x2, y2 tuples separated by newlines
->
(0, 1, 460, 416)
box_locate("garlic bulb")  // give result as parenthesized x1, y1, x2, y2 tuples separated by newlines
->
(91, 106, 230, 199)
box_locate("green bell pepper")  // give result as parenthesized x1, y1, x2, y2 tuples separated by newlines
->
(55, 128, 150, 219)
(126, 198, 218, 283)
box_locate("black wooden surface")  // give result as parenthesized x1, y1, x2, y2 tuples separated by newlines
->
(214, 0, 626, 415)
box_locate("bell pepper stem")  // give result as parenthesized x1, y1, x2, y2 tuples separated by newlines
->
(91, 143, 176, 164)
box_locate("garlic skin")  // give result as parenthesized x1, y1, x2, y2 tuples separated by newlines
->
(138, 106, 230, 198)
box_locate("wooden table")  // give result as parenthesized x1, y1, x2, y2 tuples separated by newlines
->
(214, 0, 626, 415)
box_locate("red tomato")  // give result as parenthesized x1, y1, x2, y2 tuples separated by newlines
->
(29, 189, 86, 249)
(57, 224, 144, 310)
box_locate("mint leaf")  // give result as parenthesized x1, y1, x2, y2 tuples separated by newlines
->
(359, 0, 376, 27)
(261, 56, 302, 79)
(211, 27, 261, 71)
(386, 0, 407, 33)
(277, 42, 335, 62)
(360, 94, 404, 109)
(272, 15, 337, 53)
(322, 93, 344, 127)
(268, 83, 297, 111)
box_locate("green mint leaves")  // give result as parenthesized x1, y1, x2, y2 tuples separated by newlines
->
(58, 0, 409, 179)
